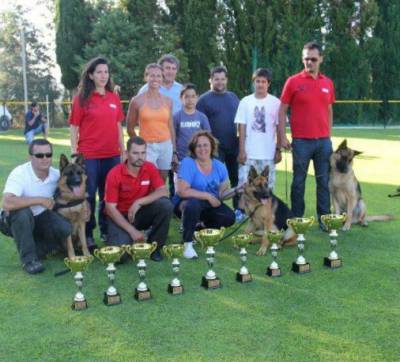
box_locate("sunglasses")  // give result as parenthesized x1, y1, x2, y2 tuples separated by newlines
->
(32, 153, 53, 159)
(303, 57, 319, 62)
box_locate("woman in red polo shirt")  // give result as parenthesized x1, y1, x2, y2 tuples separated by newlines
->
(69, 56, 125, 250)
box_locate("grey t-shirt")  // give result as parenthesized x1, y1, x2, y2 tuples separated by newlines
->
(173, 110, 211, 160)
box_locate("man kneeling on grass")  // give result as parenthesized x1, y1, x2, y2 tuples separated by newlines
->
(104, 136, 173, 262)
(1, 139, 71, 274)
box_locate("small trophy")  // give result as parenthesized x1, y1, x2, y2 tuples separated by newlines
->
(231, 233, 253, 283)
(266, 230, 284, 277)
(163, 244, 184, 295)
(287, 217, 314, 274)
(94, 246, 125, 306)
(194, 228, 225, 289)
(321, 213, 346, 268)
(64, 255, 93, 311)
(125, 242, 157, 301)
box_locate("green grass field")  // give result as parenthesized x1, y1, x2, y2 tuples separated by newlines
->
(0, 128, 399, 361)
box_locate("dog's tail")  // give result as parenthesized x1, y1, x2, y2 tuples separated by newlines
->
(365, 214, 395, 222)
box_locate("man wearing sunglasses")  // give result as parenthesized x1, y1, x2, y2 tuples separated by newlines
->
(277, 41, 335, 231)
(2, 139, 72, 274)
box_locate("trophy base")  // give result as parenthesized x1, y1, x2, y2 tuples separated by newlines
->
(236, 272, 252, 283)
(324, 257, 342, 269)
(201, 276, 221, 289)
(134, 288, 152, 301)
(72, 300, 87, 311)
(168, 284, 184, 295)
(266, 267, 281, 277)
(292, 262, 311, 274)
(103, 292, 122, 306)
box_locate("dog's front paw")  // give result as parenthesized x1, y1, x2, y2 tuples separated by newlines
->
(342, 224, 351, 231)
(256, 246, 267, 256)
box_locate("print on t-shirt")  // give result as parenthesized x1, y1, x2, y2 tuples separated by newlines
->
(252, 106, 266, 133)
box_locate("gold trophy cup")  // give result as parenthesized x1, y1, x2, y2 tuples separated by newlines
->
(321, 213, 346, 268)
(124, 242, 157, 301)
(194, 227, 225, 289)
(287, 217, 314, 274)
(163, 244, 184, 295)
(231, 233, 253, 283)
(94, 246, 125, 306)
(64, 255, 94, 311)
(266, 230, 284, 277)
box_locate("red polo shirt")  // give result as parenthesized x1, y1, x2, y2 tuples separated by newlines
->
(280, 70, 335, 139)
(105, 161, 165, 214)
(69, 91, 125, 159)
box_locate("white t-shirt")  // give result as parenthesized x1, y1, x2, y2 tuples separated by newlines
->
(3, 162, 60, 216)
(234, 93, 280, 160)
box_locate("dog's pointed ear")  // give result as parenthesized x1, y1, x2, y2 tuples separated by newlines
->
(261, 165, 269, 179)
(353, 150, 362, 157)
(74, 153, 85, 167)
(248, 166, 258, 182)
(59, 154, 69, 171)
(337, 139, 347, 151)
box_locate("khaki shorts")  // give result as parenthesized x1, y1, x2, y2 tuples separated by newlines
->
(146, 140, 173, 170)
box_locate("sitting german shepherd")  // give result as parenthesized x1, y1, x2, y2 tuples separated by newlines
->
(54, 154, 90, 258)
(329, 139, 393, 230)
(241, 166, 296, 256)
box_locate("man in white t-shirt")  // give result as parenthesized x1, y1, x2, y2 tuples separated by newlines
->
(2, 139, 72, 274)
(235, 68, 281, 188)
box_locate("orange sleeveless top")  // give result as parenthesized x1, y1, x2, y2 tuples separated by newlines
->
(138, 104, 171, 143)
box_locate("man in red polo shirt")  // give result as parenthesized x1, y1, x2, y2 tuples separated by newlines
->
(278, 41, 335, 231)
(105, 136, 173, 261)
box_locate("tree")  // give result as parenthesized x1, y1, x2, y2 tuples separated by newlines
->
(55, 0, 91, 91)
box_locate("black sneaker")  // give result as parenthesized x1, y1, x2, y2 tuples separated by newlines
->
(100, 233, 108, 243)
(86, 236, 98, 254)
(150, 249, 163, 262)
(319, 222, 328, 233)
(23, 260, 45, 274)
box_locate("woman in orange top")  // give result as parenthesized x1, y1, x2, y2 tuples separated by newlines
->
(127, 63, 177, 180)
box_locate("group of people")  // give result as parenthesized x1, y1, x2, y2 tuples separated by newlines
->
(2, 40, 335, 274)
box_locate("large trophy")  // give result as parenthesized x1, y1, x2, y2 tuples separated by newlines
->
(163, 244, 184, 295)
(94, 246, 125, 306)
(266, 230, 284, 277)
(194, 227, 225, 289)
(231, 233, 253, 283)
(64, 255, 93, 311)
(125, 242, 157, 301)
(321, 213, 346, 268)
(287, 217, 314, 274)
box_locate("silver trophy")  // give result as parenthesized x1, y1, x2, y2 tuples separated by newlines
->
(321, 213, 346, 268)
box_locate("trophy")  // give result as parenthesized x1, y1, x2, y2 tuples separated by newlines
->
(64, 255, 93, 311)
(194, 227, 225, 289)
(287, 217, 314, 274)
(125, 242, 157, 301)
(266, 230, 284, 277)
(231, 233, 253, 283)
(94, 246, 125, 306)
(163, 244, 184, 295)
(321, 213, 346, 268)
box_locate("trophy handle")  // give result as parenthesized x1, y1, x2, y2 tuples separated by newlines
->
(93, 249, 100, 259)
(121, 244, 131, 256)
(286, 219, 293, 227)
(162, 245, 170, 258)
(220, 227, 226, 238)
(342, 212, 347, 221)
(64, 257, 71, 269)
(309, 216, 315, 225)
(150, 241, 158, 253)
(194, 231, 203, 248)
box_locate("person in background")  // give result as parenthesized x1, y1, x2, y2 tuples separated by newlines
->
(24, 102, 48, 144)
(69, 56, 125, 250)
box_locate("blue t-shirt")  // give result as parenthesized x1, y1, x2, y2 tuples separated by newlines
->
(24, 111, 43, 134)
(196, 90, 239, 152)
(173, 157, 228, 206)
(173, 110, 211, 161)
(138, 81, 183, 115)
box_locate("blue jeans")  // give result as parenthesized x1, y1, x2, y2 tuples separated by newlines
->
(85, 156, 120, 237)
(290, 138, 332, 220)
(25, 124, 46, 144)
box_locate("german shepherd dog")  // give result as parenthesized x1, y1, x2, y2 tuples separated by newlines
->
(329, 139, 394, 230)
(54, 154, 90, 258)
(241, 166, 297, 256)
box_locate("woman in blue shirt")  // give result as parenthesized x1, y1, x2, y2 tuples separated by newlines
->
(174, 131, 235, 259)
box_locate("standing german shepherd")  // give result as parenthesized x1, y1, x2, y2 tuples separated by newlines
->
(241, 166, 296, 256)
(329, 139, 393, 230)
(54, 154, 90, 258)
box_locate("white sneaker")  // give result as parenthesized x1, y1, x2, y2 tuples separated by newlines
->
(183, 242, 198, 259)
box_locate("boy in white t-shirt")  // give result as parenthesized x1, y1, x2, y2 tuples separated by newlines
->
(235, 68, 281, 189)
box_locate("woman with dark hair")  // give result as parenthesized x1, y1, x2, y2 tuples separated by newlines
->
(173, 130, 235, 259)
(69, 57, 125, 250)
